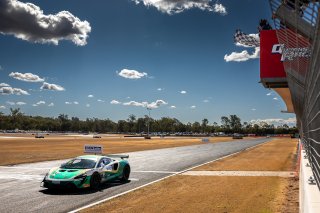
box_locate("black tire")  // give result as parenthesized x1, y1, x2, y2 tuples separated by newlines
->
(121, 165, 130, 182)
(90, 172, 101, 190)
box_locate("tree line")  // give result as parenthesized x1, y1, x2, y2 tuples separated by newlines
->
(0, 108, 298, 135)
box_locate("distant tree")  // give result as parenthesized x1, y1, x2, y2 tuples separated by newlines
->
(201, 118, 209, 133)
(230, 115, 242, 133)
(127, 114, 136, 132)
(221, 116, 231, 133)
(192, 121, 201, 133)
(0, 110, 298, 135)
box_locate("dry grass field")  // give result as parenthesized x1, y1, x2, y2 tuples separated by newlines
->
(0, 134, 235, 165)
(83, 138, 299, 213)
(195, 138, 298, 171)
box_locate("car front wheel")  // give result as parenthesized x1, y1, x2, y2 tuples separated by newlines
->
(90, 172, 101, 190)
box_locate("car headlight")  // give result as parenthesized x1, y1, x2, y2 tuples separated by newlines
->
(74, 173, 87, 180)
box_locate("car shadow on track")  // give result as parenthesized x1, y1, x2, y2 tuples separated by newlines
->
(39, 180, 131, 195)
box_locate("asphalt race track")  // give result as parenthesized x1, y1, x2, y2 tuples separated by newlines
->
(0, 138, 270, 213)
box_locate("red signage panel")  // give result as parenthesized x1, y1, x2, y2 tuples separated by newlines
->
(260, 30, 286, 79)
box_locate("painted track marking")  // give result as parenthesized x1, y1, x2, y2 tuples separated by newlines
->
(132, 171, 178, 174)
(181, 171, 295, 177)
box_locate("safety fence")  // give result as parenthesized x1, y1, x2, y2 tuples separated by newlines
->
(269, 0, 320, 190)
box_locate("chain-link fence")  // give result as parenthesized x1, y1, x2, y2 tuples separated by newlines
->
(269, 0, 320, 190)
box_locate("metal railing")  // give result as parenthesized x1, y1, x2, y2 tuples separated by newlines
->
(269, 0, 320, 190)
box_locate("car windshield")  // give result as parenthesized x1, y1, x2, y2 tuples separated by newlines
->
(61, 158, 97, 169)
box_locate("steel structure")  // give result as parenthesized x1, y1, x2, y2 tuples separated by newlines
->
(269, 0, 320, 189)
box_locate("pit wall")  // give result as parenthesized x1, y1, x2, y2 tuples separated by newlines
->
(300, 143, 320, 213)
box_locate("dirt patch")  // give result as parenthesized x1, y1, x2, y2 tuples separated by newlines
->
(194, 138, 298, 171)
(84, 176, 286, 213)
(0, 135, 235, 165)
(281, 177, 299, 212)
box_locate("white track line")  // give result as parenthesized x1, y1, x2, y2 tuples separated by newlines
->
(0, 166, 51, 170)
(69, 139, 271, 213)
(181, 171, 295, 177)
(132, 171, 178, 174)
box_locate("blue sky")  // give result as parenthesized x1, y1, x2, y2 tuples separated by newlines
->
(0, 0, 296, 125)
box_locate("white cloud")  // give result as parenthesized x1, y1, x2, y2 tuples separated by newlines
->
(0, 86, 29, 95)
(86, 104, 90, 107)
(48, 102, 54, 107)
(40, 82, 65, 91)
(6, 101, 15, 105)
(147, 100, 168, 109)
(16, 102, 26, 105)
(36, 101, 45, 105)
(190, 105, 196, 109)
(110, 100, 121, 105)
(9, 72, 44, 82)
(170, 105, 176, 109)
(0, 83, 10, 87)
(0, 0, 91, 46)
(224, 47, 260, 62)
(88, 94, 94, 98)
(214, 3, 227, 14)
(123, 101, 146, 107)
(0, 105, 6, 109)
(180, 90, 187, 94)
(65, 102, 72, 105)
(133, 0, 227, 15)
(73, 101, 79, 105)
(157, 88, 163, 91)
(203, 99, 209, 103)
(118, 69, 148, 79)
(5, 101, 26, 106)
(273, 97, 279, 100)
(250, 117, 297, 127)
(251, 108, 256, 111)
(122, 100, 167, 109)
(266, 92, 273, 96)
(97, 99, 104, 102)
(32, 104, 37, 107)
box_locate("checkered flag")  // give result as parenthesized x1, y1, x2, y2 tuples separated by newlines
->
(234, 29, 260, 47)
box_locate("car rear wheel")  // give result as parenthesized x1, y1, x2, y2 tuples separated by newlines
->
(121, 165, 130, 182)
(90, 173, 101, 190)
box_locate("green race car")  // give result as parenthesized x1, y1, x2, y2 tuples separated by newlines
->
(41, 154, 130, 189)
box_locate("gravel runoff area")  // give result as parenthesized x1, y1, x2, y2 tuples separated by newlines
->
(83, 138, 299, 213)
(0, 134, 238, 165)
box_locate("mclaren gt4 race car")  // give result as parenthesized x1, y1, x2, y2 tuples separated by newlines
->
(41, 155, 130, 189)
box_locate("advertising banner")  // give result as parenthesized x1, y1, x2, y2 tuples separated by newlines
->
(260, 30, 286, 79)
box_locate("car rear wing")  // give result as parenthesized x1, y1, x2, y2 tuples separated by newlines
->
(106, 154, 129, 159)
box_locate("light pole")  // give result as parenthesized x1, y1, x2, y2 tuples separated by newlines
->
(147, 107, 151, 138)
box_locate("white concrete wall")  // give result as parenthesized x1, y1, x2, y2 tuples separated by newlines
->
(300, 149, 320, 213)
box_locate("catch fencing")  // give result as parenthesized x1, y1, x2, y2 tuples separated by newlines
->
(269, 0, 320, 190)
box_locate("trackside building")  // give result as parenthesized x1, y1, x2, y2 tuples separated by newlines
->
(261, 0, 320, 212)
